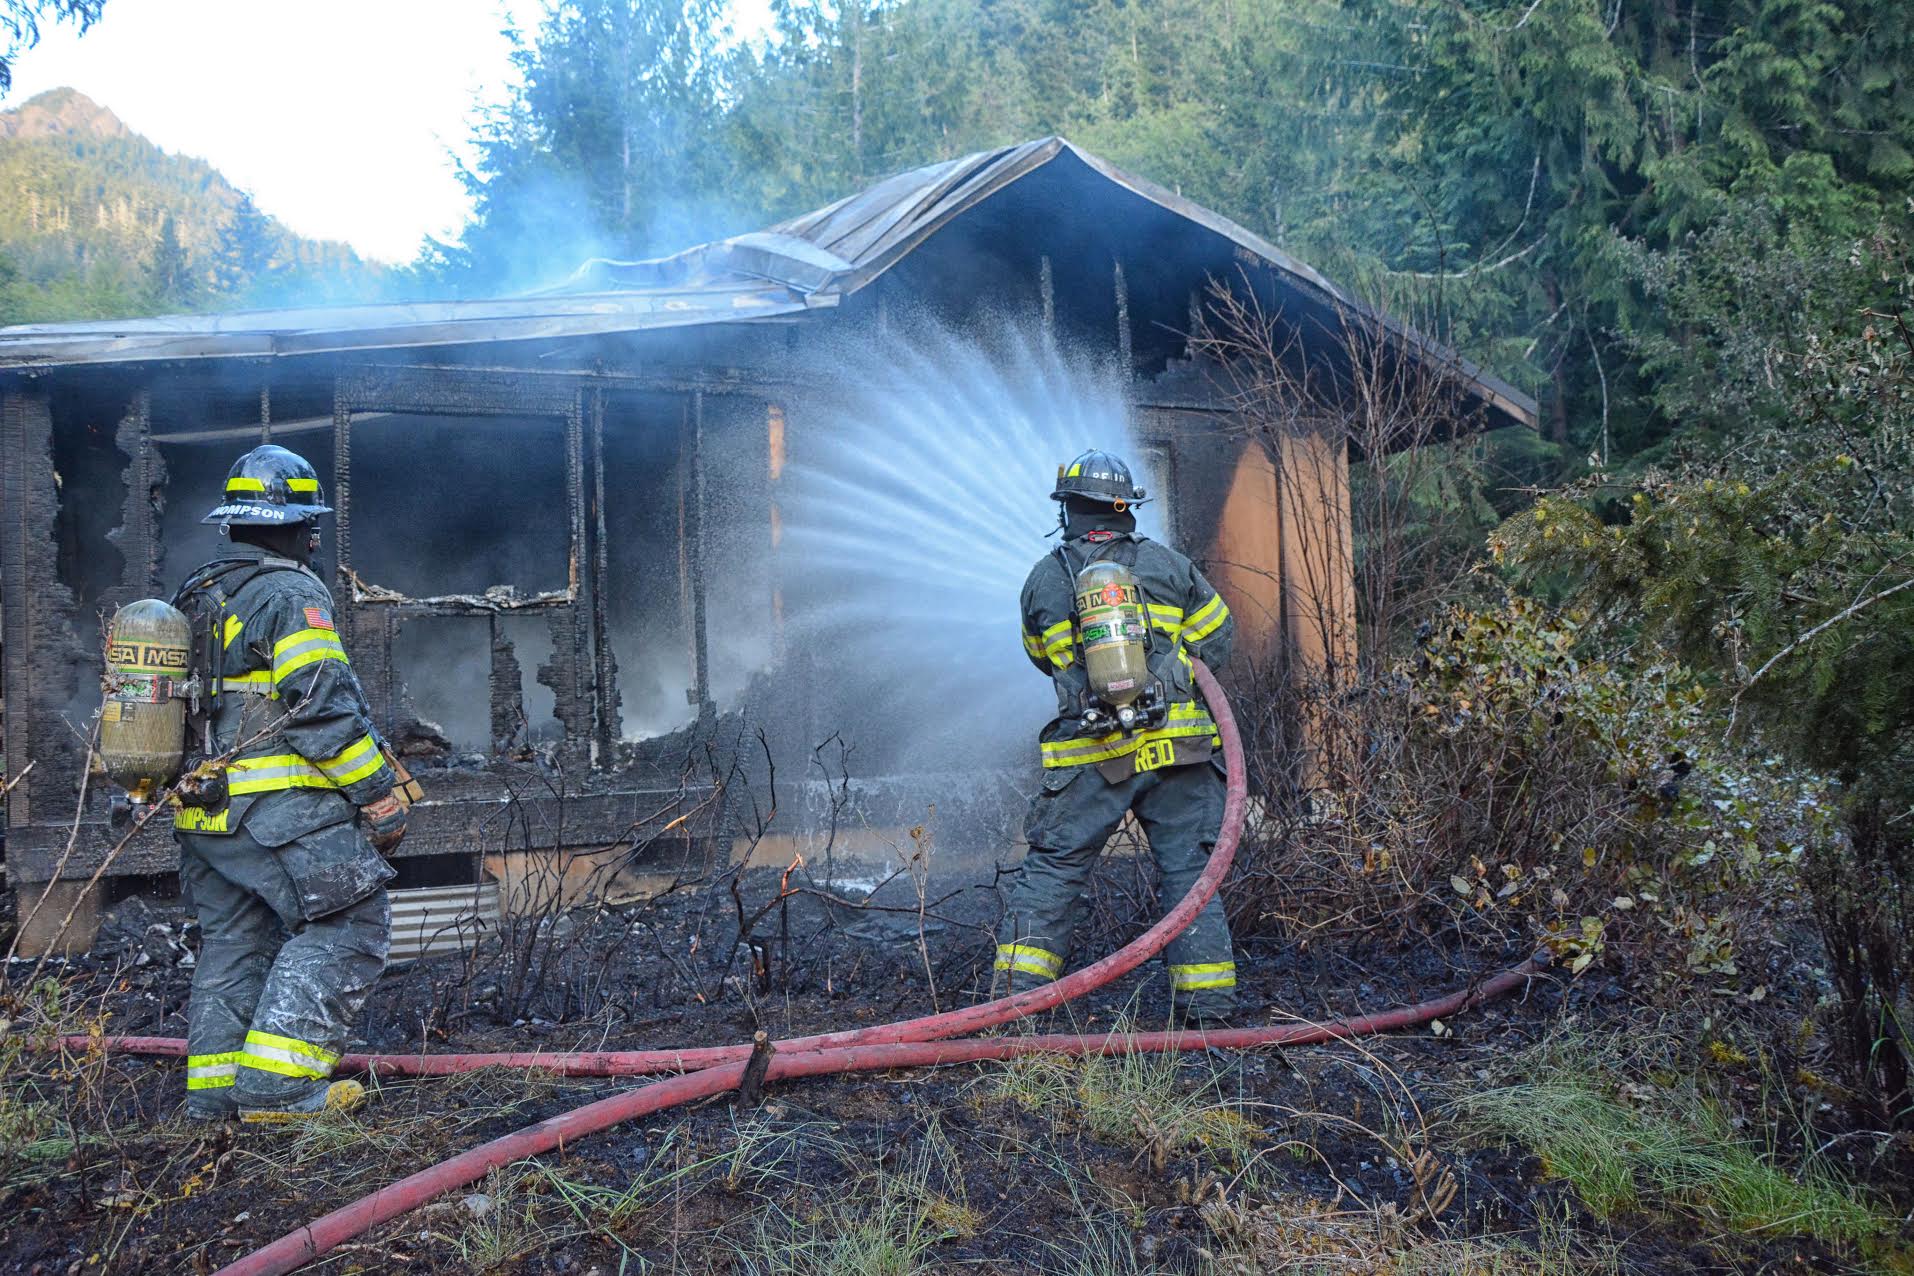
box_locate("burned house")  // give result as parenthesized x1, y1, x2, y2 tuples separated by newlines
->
(0, 138, 1536, 953)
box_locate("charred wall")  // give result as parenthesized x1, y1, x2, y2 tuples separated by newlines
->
(2, 357, 753, 911)
(3, 315, 1278, 929)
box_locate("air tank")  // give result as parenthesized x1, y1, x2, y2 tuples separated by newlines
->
(99, 598, 191, 799)
(1072, 559, 1149, 711)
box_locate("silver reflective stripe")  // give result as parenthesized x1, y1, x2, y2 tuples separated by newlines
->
(220, 677, 277, 696)
(240, 1041, 333, 1078)
(187, 1061, 238, 1079)
(231, 762, 327, 784)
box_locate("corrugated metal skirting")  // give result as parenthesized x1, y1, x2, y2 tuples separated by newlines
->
(388, 881, 500, 963)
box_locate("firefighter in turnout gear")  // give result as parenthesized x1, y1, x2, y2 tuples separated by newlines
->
(995, 449, 1239, 1020)
(173, 444, 409, 1122)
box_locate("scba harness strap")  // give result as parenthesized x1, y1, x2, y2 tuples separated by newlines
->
(170, 556, 342, 827)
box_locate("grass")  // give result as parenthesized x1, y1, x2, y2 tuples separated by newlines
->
(445, 1164, 559, 1269)
(983, 1015, 1260, 1172)
(538, 1114, 819, 1251)
(1455, 1038, 1893, 1251)
(717, 1124, 969, 1276)
(226, 1071, 539, 1199)
(1197, 1195, 1625, 1275)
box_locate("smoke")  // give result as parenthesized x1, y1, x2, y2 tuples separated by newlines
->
(779, 317, 1159, 778)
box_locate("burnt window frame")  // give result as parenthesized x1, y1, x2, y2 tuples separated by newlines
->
(332, 371, 583, 609)
(331, 367, 595, 764)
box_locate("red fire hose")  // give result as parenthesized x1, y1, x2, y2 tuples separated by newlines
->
(46, 663, 1551, 1275)
(212, 957, 1545, 1276)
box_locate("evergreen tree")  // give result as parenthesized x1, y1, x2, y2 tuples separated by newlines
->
(0, 246, 21, 323)
(1324, 0, 1914, 462)
(210, 192, 273, 300)
(439, 0, 738, 294)
(145, 209, 191, 308)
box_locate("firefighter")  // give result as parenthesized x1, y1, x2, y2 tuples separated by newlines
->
(995, 449, 1239, 1022)
(172, 444, 407, 1123)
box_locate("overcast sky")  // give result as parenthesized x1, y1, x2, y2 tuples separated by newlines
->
(5, 0, 774, 265)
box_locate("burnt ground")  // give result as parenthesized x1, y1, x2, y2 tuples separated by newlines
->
(2, 864, 1910, 1275)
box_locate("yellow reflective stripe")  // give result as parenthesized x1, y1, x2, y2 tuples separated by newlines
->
(238, 1052, 330, 1080)
(187, 1050, 241, 1068)
(1163, 968, 1240, 994)
(1169, 961, 1235, 977)
(273, 627, 345, 658)
(1040, 733, 1142, 766)
(1041, 619, 1078, 669)
(1040, 715, 1218, 767)
(223, 614, 243, 647)
(1170, 962, 1238, 991)
(272, 628, 348, 682)
(1146, 604, 1185, 635)
(316, 734, 383, 787)
(275, 645, 348, 682)
(285, 477, 320, 493)
(1022, 632, 1044, 659)
(246, 1030, 338, 1064)
(239, 1030, 336, 1079)
(1184, 594, 1229, 643)
(227, 755, 339, 795)
(994, 943, 1063, 979)
(186, 1051, 240, 1088)
(225, 476, 267, 492)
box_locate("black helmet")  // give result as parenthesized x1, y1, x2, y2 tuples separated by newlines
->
(201, 444, 333, 526)
(1051, 449, 1146, 506)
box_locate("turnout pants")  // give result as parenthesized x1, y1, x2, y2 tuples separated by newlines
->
(995, 758, 1237, 1017)
(177, 815, 392, 1115)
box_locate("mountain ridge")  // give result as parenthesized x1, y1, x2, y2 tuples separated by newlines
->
(0, 87, 383, 323)
(0, 85, 132, 141)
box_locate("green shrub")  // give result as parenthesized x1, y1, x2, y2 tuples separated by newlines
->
(1235, 595, 1820, 991)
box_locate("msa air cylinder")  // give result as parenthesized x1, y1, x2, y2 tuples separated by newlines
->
(99, 598, 191, 800)
(1073, 560, 1149, 716)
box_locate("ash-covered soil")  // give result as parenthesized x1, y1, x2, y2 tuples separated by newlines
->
(0, 865, 1901, 1275)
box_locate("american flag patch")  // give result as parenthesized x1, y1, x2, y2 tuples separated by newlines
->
(304, 608, 335, 631)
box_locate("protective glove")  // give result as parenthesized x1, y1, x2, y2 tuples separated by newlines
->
(362, 791, 408, 855)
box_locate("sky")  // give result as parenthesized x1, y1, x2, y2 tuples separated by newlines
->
(4, 0, 774, 265)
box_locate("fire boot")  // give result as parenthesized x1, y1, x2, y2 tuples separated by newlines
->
(240, 1078, 367, 1125)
